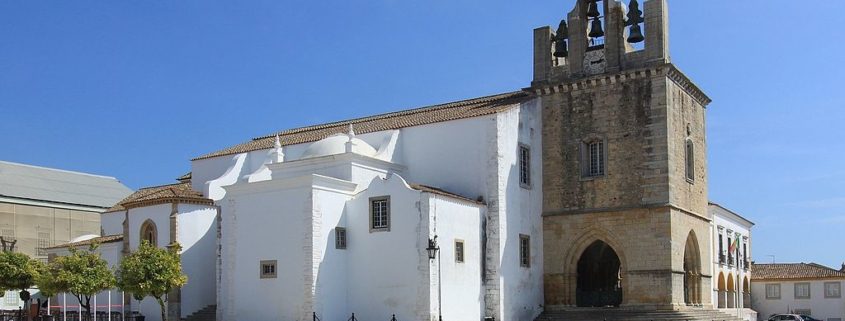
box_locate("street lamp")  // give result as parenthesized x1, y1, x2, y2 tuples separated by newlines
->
(426, 236, 439, 260)
(426, 236, 442, 321)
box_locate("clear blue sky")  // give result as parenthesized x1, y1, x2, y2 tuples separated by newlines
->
(1, 1, 843, 268)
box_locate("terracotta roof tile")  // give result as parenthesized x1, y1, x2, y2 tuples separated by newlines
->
(44, 235, 123, 250)
(752, 263, 845, 281)
(106, 182, 212, 212)
(194, 91, 532, 161)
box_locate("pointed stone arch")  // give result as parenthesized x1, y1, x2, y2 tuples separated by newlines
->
(140, 219, 158, 247)
(683, 231, 703, 306)
(559, 228, 629, 307)
(576, 240, 623, 307)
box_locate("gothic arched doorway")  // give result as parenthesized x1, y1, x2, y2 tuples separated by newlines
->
(683, 232, 702, 306)
(576, 240, 622, 307)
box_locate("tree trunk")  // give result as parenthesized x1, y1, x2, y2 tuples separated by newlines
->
(156, 297, 167, 321)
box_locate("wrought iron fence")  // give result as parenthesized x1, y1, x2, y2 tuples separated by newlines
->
(312, 312, 398, 321)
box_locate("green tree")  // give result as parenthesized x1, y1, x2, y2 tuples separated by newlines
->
(116, 241, 187, 321)
(36, 244, 115, 317)
(0, 251, 44, 315)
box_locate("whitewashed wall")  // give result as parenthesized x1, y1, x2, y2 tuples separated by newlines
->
(430, 194, 485, 321)
(126, 203, 172, 321)
(219, 180, 313, 321)
(345, 175, 427, 321)
(751, 280, 845, 320)
(177, 204, 218, 318)
(495, 99, 544, 321)
(100, 210, 124, 235)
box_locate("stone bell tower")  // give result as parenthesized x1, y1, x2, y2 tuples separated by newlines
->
(532, 0, 714, 311)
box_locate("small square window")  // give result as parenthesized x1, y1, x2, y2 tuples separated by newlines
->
(825, 282, 841, 298)
(260, 260, 277, 279)
(765, 284, 781, 299)
(518, 145, 531, 188)
(335, 227, 347, 250)
(370, 197, 390, 232)
(795, 282, 811, 299)
(519, 234, 530, 268)
(455, 240, 464, 263)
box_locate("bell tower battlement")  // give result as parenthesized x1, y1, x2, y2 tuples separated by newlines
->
(533, 0, 669, 85)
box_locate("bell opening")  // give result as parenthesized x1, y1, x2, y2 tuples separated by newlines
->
(585, 0, 605, 50)
(625, 0, 646, 51)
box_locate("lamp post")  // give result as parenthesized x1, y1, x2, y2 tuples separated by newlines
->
(426, 236, 442, 321)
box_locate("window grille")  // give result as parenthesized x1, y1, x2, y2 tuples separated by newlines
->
(335, 227, 347, 250)
(519, 235, 530, 267)
(370, 197, 390, 231)
(519, 145, 531, 188)
(455, 240, 464, 263)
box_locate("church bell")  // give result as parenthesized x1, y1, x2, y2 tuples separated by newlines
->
(627, 23, 644, 43)
(554, 20, 569, 57)
(586, 0, 601, 18)
(589, 17, 605, 38)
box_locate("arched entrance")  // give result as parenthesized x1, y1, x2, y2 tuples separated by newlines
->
(576, 240, 622, 307)
(717, 272, 726, 308)
(726, 274, 736, 308)
(683, 232, 702, 306)
(743, 277, 750, 308)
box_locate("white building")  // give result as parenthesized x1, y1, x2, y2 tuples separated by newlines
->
(710, 202, 756, 321)
(751, 263, 845, 321)
(48, 92, 545, 321)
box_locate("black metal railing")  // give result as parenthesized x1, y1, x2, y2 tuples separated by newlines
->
(719, 253, 726, 265)
(313, 312, 398, 321)
(727, 255, 734, 267)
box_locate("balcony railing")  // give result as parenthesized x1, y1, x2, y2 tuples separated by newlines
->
(719, 253, 726, 265)
(727, 255, 734, 267)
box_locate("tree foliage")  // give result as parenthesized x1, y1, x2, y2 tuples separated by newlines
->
(36, 245, 115, 316)
(0, 251, 43, 293)
(116, 241, 187, 321)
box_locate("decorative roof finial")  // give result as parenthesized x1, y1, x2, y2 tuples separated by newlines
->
(348, 124, 356, 137)
(269, 135, 284, 163)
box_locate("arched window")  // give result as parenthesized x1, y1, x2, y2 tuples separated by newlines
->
(685, 139, 695, 182)
(140, 220, 158, 247)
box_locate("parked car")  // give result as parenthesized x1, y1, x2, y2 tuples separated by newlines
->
(768, 314, 822, 321)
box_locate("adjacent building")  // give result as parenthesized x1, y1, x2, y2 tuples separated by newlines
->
(710, 202, 756, 320)
(751, 263, 845, 321)
(0, 160, 132, 310)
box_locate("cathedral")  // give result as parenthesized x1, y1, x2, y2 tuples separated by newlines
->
(46, 0, 739, 320)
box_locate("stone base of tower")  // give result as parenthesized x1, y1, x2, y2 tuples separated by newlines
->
(543, 206, 712, 311)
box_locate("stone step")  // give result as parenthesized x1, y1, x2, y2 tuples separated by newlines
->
(535, 309, 744, 321)
(180, 305, 217, 321)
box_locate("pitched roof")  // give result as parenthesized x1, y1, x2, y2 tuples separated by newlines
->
(752, 263, 845, 281)
(194, 91, 532, 161)
(410, 184, 485, 205)
(44, 234, 123, 250)
(0, 161, 133, 209)
(107, 182, 212, 212)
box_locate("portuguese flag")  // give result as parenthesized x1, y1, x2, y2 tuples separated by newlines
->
(728, 234, 740, 254)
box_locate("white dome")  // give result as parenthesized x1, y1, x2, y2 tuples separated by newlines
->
(300, 133, 378, 159)
(70, 234, 99, 243)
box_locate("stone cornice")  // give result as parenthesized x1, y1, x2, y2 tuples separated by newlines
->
(524, 63, 712, 107)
